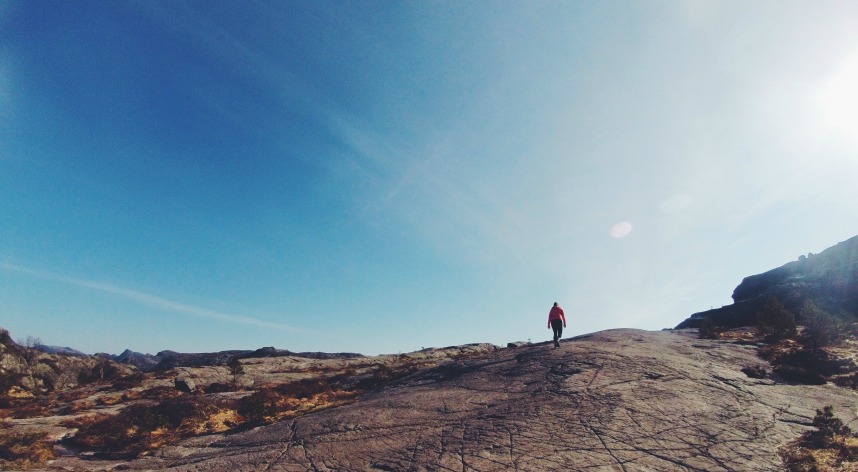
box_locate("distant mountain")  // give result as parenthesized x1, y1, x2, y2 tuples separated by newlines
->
(243, 346, 364, 360)
(104, 347, 365, 372)
(676, 234, 858, 329)
(104, 349, 161, 373)
(35, 345, 88, 357)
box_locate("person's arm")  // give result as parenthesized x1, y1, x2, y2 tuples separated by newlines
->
(561, 309, 567, 327)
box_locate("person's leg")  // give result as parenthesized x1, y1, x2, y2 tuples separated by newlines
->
(551, 319, 562, 346)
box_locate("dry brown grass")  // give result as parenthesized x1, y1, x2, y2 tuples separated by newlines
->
(65, 394, 219, 458)
(236, 380, 358, 425)
(10, 399, 53, 419)
(95, 393, 125, 406)
(715, 328, 759, 342)
(60, 412, 114, 429)
(121, 389, 142, 402)
(0, 431, 55, 470)
(783, 406, 858, 471)
(192, 408, 242, 434)
(139, 386, 180, 400)
(783, 435, 858, 471)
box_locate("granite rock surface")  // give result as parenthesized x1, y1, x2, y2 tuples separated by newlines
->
(60, 329, 857, 471)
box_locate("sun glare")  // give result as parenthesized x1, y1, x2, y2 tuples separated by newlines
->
(817, 53, 858, 143)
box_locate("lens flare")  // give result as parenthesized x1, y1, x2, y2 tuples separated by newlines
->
(610, 222, 633, 238)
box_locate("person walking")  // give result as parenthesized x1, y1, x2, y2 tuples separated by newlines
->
(547, 302, 566, 348)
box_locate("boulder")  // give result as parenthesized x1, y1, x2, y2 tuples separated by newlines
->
(174, 376, 196, 393)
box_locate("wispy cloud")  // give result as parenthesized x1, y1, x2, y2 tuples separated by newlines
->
(0, 262, 303, 332)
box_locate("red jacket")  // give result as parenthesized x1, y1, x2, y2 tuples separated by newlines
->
(547, 306, 566, 328)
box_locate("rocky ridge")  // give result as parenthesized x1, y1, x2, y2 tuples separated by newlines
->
(677, 234, 858, 329)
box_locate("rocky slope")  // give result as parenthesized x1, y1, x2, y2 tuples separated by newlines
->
(677, 234, 858, 329)
(43, 329, 858, 471)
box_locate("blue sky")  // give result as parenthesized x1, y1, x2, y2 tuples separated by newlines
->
(2, 1, 857, 355)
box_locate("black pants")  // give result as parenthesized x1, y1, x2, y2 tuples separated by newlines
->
(551, 319, 563, 341)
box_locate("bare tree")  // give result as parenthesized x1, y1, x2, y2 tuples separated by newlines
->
(228, 356, 244, 388)
(17, 335, 43, 390)
(18, 335, 43, 362)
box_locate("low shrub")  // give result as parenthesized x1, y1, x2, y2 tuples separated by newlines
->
(698, 317, 720, 339)
(112, 372, 145, 390)
(741, 365, 767, 379)
(0, 431, 54, 468)
(807, 406, 851, 448)
(774, 365, 826, 385)
(59, 412, 112, 429)
(67, 394, 219, 458)
(11, 397, 58, 419)
(801, 301, 845, 354)
(237, 388, 281, 424)
(237, 379, 343, 425)
(783, 406, 858, 471)
(139, 386, 179, 400)
(832, 372, 858, 389)
(352, 363, 416, 391)
(0, 388, 36, 410)
(762, 343, 845, 385)
(757, 297, 797, 340)
(0, 371, 24, 396)
(204, 382, 239, 394)
(56, 399, 96, 416)
(274, 378, 329, 399)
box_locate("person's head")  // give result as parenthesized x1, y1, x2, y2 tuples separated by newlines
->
(553, 302, 558, 307)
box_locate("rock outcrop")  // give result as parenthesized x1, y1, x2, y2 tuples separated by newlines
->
(677, 234, 858, 329)
(54, 329, 857, 471)
(0, 328, 135, 393)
